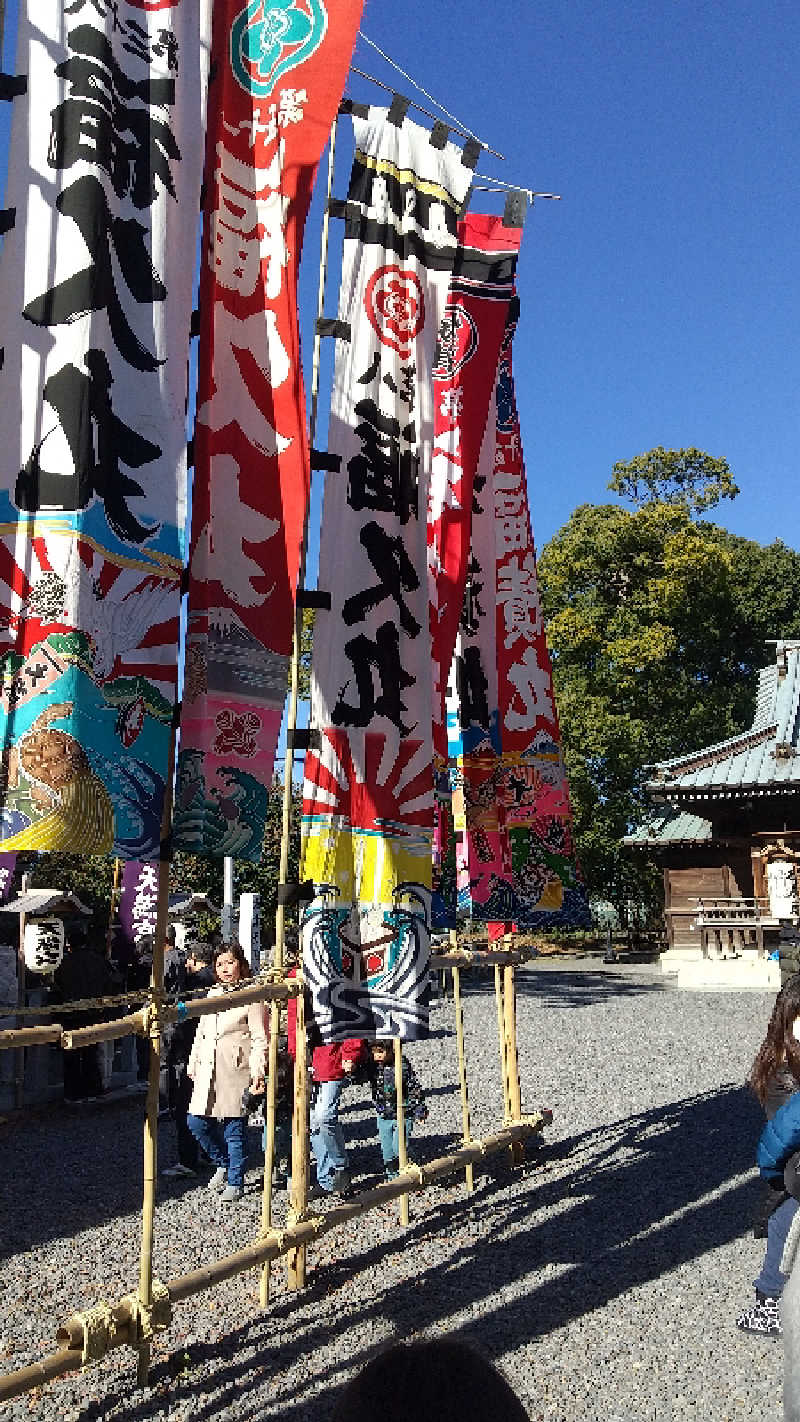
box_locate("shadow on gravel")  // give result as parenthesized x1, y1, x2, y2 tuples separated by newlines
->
(82, 1081, 765, 1422)
(461, 964, 668, 1008)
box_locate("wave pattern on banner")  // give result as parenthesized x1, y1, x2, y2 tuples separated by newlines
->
(301, 110, 475, 1040)
(174, 0, 364, 861)
(0, 2, 210, 860)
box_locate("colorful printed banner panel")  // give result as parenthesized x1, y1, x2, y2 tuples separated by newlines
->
(0, 2, 210, 860)
(301, 109, 476, 1040)
(452, 318, 590, 928)
(174, 0, 363, 860)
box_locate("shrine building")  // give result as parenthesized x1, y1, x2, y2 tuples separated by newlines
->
(625, 640, 800, 989)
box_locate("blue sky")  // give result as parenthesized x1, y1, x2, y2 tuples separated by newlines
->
(327, 0, 799, 554)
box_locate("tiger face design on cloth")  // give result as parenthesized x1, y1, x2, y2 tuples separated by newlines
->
(302, 882, 431, 1041)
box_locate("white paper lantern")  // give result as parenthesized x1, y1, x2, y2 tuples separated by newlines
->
(23, 918, 65, 973)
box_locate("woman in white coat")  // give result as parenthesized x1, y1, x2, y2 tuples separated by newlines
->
(187, 942, 267, 1201)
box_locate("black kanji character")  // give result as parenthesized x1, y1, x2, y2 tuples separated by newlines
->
(357, 352, 380, 385)
(16, 349, 160, 544)
(456, 647, 490, 729)
(399, 364, 416, 410)
(460, 557, 486, 637)
(153, 29, 180, 73)
(49, 25, 179, 208)
(332, 621, 416, 736)
(342, 522, 421, 636)
(65, 0, 124, 30)
(23, 174, 166, 372)
(347, 399, 418, 525)
(472, 468, 487, 515)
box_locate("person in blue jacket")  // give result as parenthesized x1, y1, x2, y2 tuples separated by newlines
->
(737, 976, 800, 1337)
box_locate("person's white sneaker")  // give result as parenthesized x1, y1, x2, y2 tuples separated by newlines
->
(207, 1166, 227, 1192)
(220, 1184, 244, 1202)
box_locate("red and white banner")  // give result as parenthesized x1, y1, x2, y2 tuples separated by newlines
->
(0, 1, 210, 860)
(428, 214, 521, 760)
(301, 109, 475, 1039)
(175, 0, 363, 859)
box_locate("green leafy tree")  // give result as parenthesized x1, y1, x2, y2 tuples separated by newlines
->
(538, 453, 800, 918)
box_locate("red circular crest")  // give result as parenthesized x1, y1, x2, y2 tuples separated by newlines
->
(364, 265, 425, 360)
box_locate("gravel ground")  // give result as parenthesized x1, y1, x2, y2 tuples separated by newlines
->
(0, 958, 783, 1421)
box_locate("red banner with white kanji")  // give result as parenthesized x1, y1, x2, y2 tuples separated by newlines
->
(175, 0, 363, 859)
(429, 214, 522, 761)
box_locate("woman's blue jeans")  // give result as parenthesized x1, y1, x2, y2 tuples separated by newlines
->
(310, 1079, 347, 1190)
(755, 1195, 799, 1298)
(187, 1114, 247, 1189)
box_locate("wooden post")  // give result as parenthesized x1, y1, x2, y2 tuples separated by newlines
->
(394, 1038, 409, 1226)
(136, 732, 175, 1386)
(258, 995, 280, 1306)
(105, 857, 121, 958)
(287, 980, 309, 1290)
(14, 902, 26, 1110)
(503, 960, 524, 1165)
(451, 964, 474, 1192)
(494, 963, 510, 1122)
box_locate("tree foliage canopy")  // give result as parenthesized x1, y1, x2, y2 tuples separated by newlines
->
(609, 446, 739, 514)
(538, 453, 800, 917)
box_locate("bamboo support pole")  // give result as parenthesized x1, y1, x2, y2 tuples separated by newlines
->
(105, 856, 122, 958)
(169, 1119, 541, 1301)
(0, 1023, 63, 1049)
(0, 1347, 84, 1403)
(494, 964, 510, 1122)
(0, 1118, 546, 1404)
(451, 964, 474, 1192)
(259, 995, 280, 1306)
(394, 1038, 409, 1226)
(136, 729, 175, 1388)
(503, 961, 524, 1165)
(15, 907, 26, 1108)
(287, 980, 309, 1290)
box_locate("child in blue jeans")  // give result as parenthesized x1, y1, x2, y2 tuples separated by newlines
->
(366, 1041, 427, 1179)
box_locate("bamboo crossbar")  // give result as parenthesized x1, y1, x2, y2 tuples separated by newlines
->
(0, 1116, 542, 1404)
(0, 979, 305, 1052)
(0, 956, 525, 1051)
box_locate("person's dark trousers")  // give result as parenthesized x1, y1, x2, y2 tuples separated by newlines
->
(135, 1033, 149, 1082)
(173, 1065, 199, 1170)
(63, 1045, 103, 1101)
(187, 1114, 247, 1188)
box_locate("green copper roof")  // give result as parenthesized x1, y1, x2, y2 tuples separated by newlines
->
(645, 642, 800, 800)
(624, 808, 713, 847)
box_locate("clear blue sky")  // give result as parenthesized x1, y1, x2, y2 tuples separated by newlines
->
(334, 0, 798, 553)
(2, 0, 797, 561)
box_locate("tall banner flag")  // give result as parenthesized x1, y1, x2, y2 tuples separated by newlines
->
(301, 108, 475, 1040)
(429, 215, 522, 760)
(0, 2, 211, 860)
(429, 215, 521, 931)
(493, 331, 588, 926)
(174, 0, 364, 860)
(454, 315, 588, 927)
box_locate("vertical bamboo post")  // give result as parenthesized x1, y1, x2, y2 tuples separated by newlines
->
(503, 956, 524, 1165)
(105, 857, 121, 958)
(136, 731, 175, 1386)
(494, 963, 510, 1122)
(258, 995, 280, 1307)
(451, 964, 474, 1192)
(394, 1038, 409, 1226)
(287, 982, 309, 1289)
(14, 904, 26, 1110)
(270, 113, 338, 1297)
